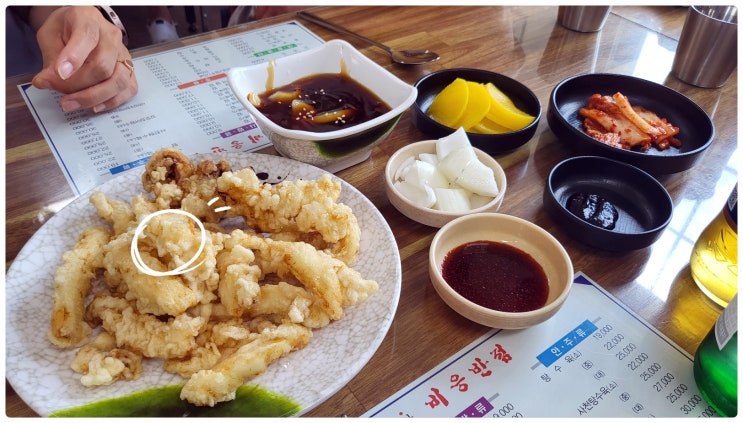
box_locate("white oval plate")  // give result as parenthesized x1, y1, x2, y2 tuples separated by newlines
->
(5, 152, 401, 416)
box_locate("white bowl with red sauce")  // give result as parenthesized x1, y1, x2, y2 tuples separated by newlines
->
(429, 213, 573, 329)
(227, 39, 417, 173)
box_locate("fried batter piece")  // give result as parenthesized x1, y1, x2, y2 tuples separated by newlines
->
(215, 233, 262, 317)
(102, 232, 199, 316)
(218, 168, 361, 265)
(247, 282, 331, 329)
(86, 295, 207, 359)
(164, 341, 222, 378)
(141, 148, 196, 193)
(89, 192, 136, 236)
(140, 151, 360, 264)
(180, 322, 312, 407)
(49, 226, 111, 348)
(141, 148, 231, 223)
(224, 230, 378, 322)
(164, 318, 259, 378)
(100, 206, 222, 314)
(71, 332, 143, 387)
(138, 210, 222, 305)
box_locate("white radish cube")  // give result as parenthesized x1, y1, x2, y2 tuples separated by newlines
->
(417, 152, 439, 166)
(394, 180, 436, 208)
(433, 187, 471, 212)
(456, 160, 499, 197)
(406, 160, 449, 188)
(469, 193, 495, 209)
(394, 156, 415, 181)
(435, 127, 472, 161)
(436, 146, 476, 183)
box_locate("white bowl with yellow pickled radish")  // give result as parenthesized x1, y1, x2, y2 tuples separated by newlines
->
(385, 128, 507, 228)
(412, 68, 541, 154)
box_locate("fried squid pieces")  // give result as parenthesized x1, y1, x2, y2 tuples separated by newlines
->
(48, 148, 377, 407)
(579, 92, 682, 152)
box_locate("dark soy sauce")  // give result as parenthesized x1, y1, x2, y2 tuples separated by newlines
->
(566, 192, 619, 230)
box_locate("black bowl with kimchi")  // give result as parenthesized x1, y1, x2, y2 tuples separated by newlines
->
(547, 73, 714, 175)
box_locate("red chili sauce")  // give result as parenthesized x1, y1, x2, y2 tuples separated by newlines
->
(441, 240, 549, 313)
(256, 73, 390, 132)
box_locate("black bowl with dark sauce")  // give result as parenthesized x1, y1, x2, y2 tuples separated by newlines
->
(544, 156, 673, 251)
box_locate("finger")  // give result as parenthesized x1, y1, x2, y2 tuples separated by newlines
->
(96, 66, 139, 112)
(33, 7, 108, 91)
(56, 48, 118, 94)
(52, 17, 124, 91)
(34, 55, 115, 95)
(34, 7, 68, 67)
(55, 21, 101, 80)
(59, 61, 138, 112)
(93, 79, 139, 113)
(33, 19, 68, 89)
(35, 35, 67, 71)
(36, 27, 124, 95)
(31, 67, 59, 90)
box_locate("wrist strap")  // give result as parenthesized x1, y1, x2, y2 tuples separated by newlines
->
(96, 6, 128, 46)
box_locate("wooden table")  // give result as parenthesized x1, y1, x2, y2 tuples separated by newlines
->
(5, 6, 737, 417)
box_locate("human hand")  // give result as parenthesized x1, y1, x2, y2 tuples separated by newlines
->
(31, 6, 138, 113)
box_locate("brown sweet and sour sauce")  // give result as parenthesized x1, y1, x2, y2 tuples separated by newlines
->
(441, 240, 549, 313)
(255, 73, 391, 132)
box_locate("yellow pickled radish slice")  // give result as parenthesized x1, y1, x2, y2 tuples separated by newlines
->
(427, 78, 469, 127)
(470, 117, 512, 134)
(485, 82, 520, 110)
(455, 81, 491, 130)
(485, 82, 535, 131)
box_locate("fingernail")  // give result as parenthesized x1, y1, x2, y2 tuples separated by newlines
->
(58, 61, 74, 80)
(31, 76, 51, 89)
(61, 100, 80, 112)
(93, 104, 106, 113)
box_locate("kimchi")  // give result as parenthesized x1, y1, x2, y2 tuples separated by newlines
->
(579, 92, 681, 152)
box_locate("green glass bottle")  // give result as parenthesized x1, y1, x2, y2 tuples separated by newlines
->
(693, 294, 737, 417)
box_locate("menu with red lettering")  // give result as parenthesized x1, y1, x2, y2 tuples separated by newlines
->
(19, 22, 323, 195)
(364, 273, 718, 418)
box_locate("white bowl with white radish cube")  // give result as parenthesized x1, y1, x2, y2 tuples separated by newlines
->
(385, 128, 507, 227)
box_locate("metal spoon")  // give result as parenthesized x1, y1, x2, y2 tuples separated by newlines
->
(297, 11, 440, 65)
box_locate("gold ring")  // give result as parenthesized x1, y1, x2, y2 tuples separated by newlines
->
(118, 58, 134, 77)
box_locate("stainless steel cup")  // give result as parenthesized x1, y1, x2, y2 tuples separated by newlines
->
(671, 6, 738, 88)
(557, 6, 612, 32)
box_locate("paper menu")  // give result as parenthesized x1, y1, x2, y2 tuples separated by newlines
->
(19, 22, 324, 196)
(364, 273, 719, 418)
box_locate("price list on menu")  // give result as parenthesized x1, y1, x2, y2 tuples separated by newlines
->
(19, 22, 323, 195)
(365, 273, 718, 418)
